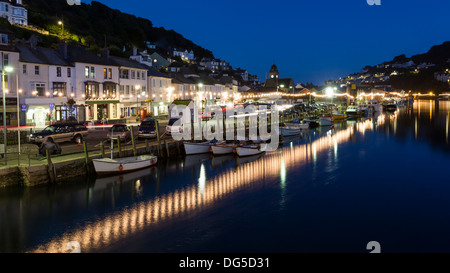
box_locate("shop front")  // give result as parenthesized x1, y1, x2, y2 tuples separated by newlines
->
(86, 100, 120, 122)
(150, 101, 169, 117)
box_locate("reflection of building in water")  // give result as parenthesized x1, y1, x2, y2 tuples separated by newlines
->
(29, 116, 385, 253)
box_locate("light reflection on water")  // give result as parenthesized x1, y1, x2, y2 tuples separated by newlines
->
(3, 101, 450, 253)
(26, 114, 383, 253)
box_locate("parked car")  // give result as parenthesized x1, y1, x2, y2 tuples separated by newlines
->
(29, 123, 88, 144)
(107, 124, 132, 142)
(166, 118, 183, 136)
(137, 119, 157, 139)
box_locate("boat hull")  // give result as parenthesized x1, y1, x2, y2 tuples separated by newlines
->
(236, 146, 265, 157)
(184, 142, 211, 155)
(281, 128, 301, 136)
(211, 144, 235, 155)
(93, 155, 158, 175)
(318, 118, 333, 126)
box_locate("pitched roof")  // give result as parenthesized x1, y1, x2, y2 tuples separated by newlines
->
(16, 45, 72, 66)
(109, 56, 149, 70)
(147, 67, 171, 78)
(65, 45, 117, 66)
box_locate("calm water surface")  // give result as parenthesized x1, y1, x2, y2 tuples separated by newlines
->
(2, 100, 450, 253)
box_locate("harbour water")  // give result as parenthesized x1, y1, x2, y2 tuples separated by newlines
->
(2, 100, 450, 253)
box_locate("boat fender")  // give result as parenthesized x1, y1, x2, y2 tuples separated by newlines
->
(119, 164, 124, 171)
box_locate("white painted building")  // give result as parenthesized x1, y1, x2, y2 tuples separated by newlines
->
(0, 28, 20, 126)
(172, 48, 195, 62)
(17, 45, 75, 126)
(0, 0, 27, 26)
(110, 56, 149, 120)
(147, 68, 172, 116)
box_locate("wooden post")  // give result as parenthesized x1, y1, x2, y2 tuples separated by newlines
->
(100, 140, 104, 158)
(155, 120, 161, 157)
(117, 136, 121, 158)
(83, 140, 89, 173)
(176, 141, 180, 156)
(164, 139, 169, 158)
(130, 125, 136, 157)
(46, 149, 56, 183)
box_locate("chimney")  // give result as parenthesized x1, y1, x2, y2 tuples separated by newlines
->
(59, 42, 68, 59)
(101, 48, 110, 60)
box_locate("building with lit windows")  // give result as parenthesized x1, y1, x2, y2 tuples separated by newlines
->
(17, 44, 74, 126)
(147, 67, 172, 116)
(0, 0, 27, 26)
(0, 28, 20, 126)
(110, 56, 148, 120)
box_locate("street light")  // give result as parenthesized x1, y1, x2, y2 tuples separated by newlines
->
(135, 85, 141, 119)
(2, 65, 13, 163)
(58, 20, 64, 38)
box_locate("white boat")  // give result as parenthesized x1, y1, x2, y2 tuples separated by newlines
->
(280, 127, 301, 136)
(235, 145, 265, 157)
(303, 118, 320, 128)
(211, 143, 236, 155)
(346, 106, 363, 118)
(93, 155, 158, 175)
(280, 123, 308, 136)
(183, 141, 211, 155)
(318, 116, 334, 126)
(367, 100, 382, 112)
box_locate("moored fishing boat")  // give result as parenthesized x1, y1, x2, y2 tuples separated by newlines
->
(93, 155, 158, 176)
(235, 145, 265, 157)
(183, 141, 212, 155)
(332, 113, 347, 121)
(318, 116, 334, 126)
(211, 142, 236, 155)
(303, 118, 320, 128)
(346, 105, 364, 119)
(280, 123, 308, 136)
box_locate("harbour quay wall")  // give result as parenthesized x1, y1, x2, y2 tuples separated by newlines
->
(0, 141, 185, 188)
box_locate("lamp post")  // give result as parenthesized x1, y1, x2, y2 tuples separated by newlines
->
(2, 65, 13, 163)
(58, 20, 64, 39)
(135, 85, 141, 120)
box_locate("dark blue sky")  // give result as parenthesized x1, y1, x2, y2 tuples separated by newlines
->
(83, 0, 450, 85)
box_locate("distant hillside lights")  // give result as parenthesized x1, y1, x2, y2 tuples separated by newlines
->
(367, 0, 381, 5)
(67, 0, 81, 5)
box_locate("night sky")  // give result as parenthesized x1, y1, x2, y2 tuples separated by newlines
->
(83, 0, 450, 85)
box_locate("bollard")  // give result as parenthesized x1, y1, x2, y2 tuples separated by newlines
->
(46, 149, 55, 183)
(83, 141, 89, 173)
(155, 120, 161, 157)
(164, 139, 169, 158)
(100, 140, 104, 158)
